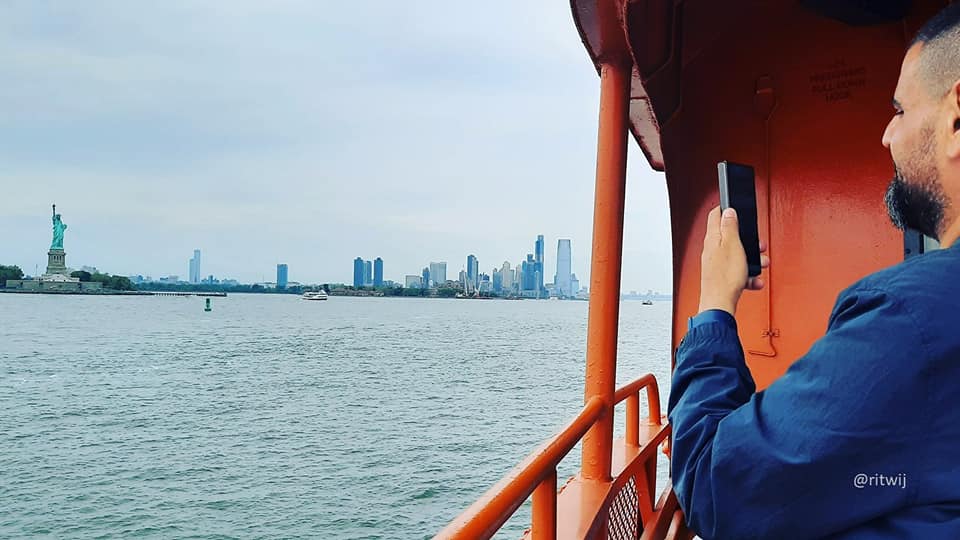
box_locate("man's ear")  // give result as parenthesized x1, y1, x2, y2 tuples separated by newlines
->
(948, 79, 960, 160)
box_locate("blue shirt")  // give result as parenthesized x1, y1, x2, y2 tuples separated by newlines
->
(669, 241, 960, 540)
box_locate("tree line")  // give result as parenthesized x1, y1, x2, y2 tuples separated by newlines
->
(69, 271, 134, 291)
(0, 264, 134, 291)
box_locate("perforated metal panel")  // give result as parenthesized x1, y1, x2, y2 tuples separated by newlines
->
(606, 476, 639, 539)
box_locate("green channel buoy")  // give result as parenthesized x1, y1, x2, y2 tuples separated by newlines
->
(204, 298, 212, 312)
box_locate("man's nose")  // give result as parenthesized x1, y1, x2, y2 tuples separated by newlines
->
(882, 118, 894, 149)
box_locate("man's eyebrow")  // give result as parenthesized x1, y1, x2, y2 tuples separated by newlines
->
(893, 98, 903, 110)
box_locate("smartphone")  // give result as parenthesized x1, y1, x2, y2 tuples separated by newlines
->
(718, 161, 762, 277)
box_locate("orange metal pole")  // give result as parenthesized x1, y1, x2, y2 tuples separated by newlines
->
(582, 60, 630, 482)
(626, 394, 640, 446)
(530, 469, 558, 540)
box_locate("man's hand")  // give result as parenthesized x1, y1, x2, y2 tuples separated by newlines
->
(698, 206, 770, 315)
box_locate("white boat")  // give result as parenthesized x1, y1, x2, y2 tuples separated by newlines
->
(302, 290, 328, 301)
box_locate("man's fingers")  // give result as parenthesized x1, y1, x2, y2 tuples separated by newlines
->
(746, 276, 765, 290)
(720, 207, 741, 245)
(705, 206, 722, 242)
(759, 240, 767, 253)
(761, 254, 770, 268)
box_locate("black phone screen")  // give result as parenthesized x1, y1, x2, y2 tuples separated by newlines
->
(718, 161, 762, 277)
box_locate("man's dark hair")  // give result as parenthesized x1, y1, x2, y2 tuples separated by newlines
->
(912, 3, 960, 97)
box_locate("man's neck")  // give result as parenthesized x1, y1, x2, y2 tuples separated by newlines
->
(939, 214, 960, 248)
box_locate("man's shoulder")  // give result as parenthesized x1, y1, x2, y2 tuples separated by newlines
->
(841, 244, 960, 315)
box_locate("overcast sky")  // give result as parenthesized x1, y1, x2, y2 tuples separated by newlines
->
(0, 1, 673, 292)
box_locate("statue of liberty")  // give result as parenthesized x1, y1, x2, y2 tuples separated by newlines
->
(51, 204, 67, 250)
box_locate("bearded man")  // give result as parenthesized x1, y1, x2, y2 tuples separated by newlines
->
(669, 4, 960, 539)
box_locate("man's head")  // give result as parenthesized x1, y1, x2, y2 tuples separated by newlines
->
(882, 3, 960, 242)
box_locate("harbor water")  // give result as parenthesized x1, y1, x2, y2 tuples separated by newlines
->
(1, 294, 673, 539)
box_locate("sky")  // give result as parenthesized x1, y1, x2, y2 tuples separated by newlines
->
(0, 1, 673, 292)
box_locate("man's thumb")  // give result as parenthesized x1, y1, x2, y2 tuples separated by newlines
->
(721, 208, 740, 242)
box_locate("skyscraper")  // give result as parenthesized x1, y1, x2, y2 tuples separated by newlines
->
(535, 235, 545, 292)
(353, 257, 364, 288)
(429, 262, 447, 287)
(422, 267, 430, 288)
(277, 264, 289, 289)
(500, 261, 512, 292)
(492, 269, 502, 293)
(373, 257, 384, 287)
(467, 254, 479, 288)
(521, 254, 537, 291)
(364, 260, 373, 286)
(556, 239, 572, 297)
(189, 249, 201, 284)
(459, 269, 470, 293)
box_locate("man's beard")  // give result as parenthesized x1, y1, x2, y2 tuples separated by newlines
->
(884, 128, 946, 240)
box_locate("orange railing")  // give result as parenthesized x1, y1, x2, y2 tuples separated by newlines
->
(614, 374, 662, 446)
(436, 373, 682, 539)
(436, 396, 605, 539)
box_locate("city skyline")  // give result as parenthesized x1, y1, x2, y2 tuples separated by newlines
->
(0, 2, 673, 292)
(348, 232, 580, 295)
(6, 222, 633, 292)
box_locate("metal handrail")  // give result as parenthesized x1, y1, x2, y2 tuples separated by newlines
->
(435, 396, 605, 539)
(613, 373, 663, 447)
(436, 374, 667, 539)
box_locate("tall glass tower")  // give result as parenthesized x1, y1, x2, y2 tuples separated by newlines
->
(189, 249, 201, 284)
(373, 257, 384, 287)
(353, 257, 364, 287)
(556, 239, 572, 297)
(467, 255, 479, 287)
(535, 235, 545, 292)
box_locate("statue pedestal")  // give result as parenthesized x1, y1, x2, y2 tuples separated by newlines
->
(46, 249, 68, 276)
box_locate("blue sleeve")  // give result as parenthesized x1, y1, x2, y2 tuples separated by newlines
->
(668, 287, 927, 539)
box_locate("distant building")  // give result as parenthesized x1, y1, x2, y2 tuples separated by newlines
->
(363, 260, 373, 286)
(353, 257, 364, 288)
(373, 257, 383, 287)
(277, 264, 289, 289)
(521, 254, 537, 292)
(189, 249, 201, 284)
(405, 275, 422, 288)
(467, 255, 479, 288)
(492, 269, 502, 293)
(81, 265, 99, 274)
(500, 262, 512, 292)
(555, 239, 572, 297)
(535, 235, 545, 292)
(422, 267, 430, 288)
(570, 274, 580, 297)
(459, 269, 472, 293)
(429, 261, 447, 287)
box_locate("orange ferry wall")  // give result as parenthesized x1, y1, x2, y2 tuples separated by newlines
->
(652, 2, 948, 389)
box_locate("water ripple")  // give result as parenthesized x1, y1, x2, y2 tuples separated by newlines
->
(0, 294, 672, 539)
